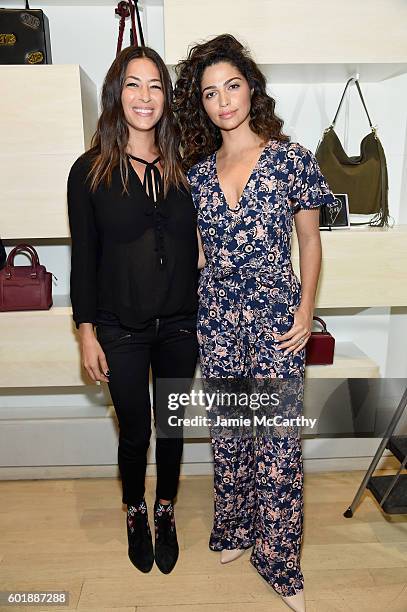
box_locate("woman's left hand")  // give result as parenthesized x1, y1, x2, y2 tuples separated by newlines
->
(273, 305, 313, 356)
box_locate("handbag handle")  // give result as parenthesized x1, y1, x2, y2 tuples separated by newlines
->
(132, 0, 145, 46)
(5, 244, 39, 279)
(10, 243, 40, 265)
(116, 0, 144, 56)
(312, 316, 327, 333)
(129, 0, 138, 46)
(116, 1, 131, 56)
(328, 78, 375, 133)
(325, 78, 390, 227)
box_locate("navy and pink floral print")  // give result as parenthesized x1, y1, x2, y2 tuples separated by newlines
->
(187, 139, 335, 596)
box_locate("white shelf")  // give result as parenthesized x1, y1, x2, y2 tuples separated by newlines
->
(0, 65, 98, 240)
(291, 225, 407, 308)
(0, 404, 113, 420)
(0, 294, 380, 386)
(2, 224, 406, 388)
(305, 342, 379, 379)
(2, 218, 407, 389)
(164, 0, 407, 71)
(168, 62, 407, 84)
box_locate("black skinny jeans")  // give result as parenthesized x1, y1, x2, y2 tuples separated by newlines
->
(96, 313, 198, 506)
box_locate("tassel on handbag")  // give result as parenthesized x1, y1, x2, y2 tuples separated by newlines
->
(305, 316, 335, 366)
(115, 0, 144, 56)
(315, 78, 390, 227)
(0, 243, 53, 311)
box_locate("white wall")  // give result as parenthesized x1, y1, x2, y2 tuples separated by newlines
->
(1, 0, 406, 476)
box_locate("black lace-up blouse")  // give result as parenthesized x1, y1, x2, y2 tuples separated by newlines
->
(67, 153, 198, 330)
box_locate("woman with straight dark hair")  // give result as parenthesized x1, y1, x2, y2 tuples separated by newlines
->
(175, 34, 336, 611)
(67, 45, 199, 575)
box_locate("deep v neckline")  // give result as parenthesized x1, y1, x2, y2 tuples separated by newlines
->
(214, 139, 271, 212)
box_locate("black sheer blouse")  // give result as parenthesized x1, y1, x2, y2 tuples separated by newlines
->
(67, 153, 199, 330)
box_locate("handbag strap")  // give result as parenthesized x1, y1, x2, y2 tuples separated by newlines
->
(330, 78, 374, 131)
(133, 0, 145, 46)
(128, 0, 138, 46)
(116, 0, 144, 56)
(116, 1, 131, 56)
(11, 243, 40, 264)
(5, 244, 39, 278)
(312, 316, 327, 333)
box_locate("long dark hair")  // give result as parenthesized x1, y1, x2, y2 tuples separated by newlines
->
(86, 45, 187, 195)
(174, 34, 290, 169)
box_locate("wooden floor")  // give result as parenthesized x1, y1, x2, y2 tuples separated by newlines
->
(1, 471, 407, 612)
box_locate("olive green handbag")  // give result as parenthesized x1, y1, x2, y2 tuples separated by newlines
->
(315, 78, 390, 227)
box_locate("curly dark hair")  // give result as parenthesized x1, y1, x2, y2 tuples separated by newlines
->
(174, 34, 290, 169)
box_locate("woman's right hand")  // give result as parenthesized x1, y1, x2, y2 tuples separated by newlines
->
(78, 323, 110, 383)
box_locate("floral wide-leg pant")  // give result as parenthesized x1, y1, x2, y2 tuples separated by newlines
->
(198, 272, 305, 597)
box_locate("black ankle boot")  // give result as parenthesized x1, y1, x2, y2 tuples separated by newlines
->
(126, 500, 154, 573)
(154, 500, 179, 574)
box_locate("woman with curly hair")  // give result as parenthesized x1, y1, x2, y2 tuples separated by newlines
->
(175, 34, 336, 611)
(68, 45, 199, 575)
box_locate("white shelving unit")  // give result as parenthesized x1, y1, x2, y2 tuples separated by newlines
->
(0, 65, 98, 239)
(163, 0, 407, 68)
(4, 224, 407, 388)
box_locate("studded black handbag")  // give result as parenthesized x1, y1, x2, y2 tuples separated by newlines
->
(0, 1, 52, 65)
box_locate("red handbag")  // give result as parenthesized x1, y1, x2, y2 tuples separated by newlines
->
(0, 243, 53, 311)
(305, 316, 335, 365)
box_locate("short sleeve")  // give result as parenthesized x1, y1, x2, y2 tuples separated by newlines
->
(290, 145, 336, 213)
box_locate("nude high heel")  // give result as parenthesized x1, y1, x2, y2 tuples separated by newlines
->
(220, 548, 246, 564)
(280, 590, 306, 612)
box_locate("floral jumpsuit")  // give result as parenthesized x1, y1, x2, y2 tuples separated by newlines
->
(187, 139, 336, 596)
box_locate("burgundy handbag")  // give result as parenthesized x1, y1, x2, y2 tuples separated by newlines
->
(0, 243, 53, 311)
(305, 316, 335, 365)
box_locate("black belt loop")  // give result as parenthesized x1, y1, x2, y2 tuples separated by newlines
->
(155, 318, 160, 335)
